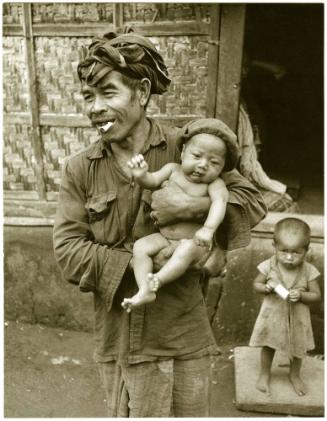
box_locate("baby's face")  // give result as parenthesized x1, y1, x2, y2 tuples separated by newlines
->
(274, 232, 308, 269)
(181, 133, 226, 183)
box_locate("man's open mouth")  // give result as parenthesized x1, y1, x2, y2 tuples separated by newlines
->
(95, 120, 115, 133)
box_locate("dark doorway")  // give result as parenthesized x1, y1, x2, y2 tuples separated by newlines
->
(242, 4, 323, 214)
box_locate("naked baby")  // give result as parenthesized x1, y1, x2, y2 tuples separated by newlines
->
(121, 118, 240, 312)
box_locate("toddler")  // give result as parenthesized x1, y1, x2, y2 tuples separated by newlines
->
(121, 118, 239, 312)
(250, 217, 321, 396)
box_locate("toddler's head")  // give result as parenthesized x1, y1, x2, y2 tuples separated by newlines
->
(273, 218, 311, 268)
(178, 118, 240, 183)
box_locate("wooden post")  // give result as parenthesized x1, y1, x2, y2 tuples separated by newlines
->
(214, 4, 246, 132)
(206, 4, 221, 118)
(22, 3, 47, 200)
(113, 3, 124, 29)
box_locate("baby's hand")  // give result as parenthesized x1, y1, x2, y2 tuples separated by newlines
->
(288, 289, 301, 303)
(127, 154, 148, 178)
(194, 226, 214, 248)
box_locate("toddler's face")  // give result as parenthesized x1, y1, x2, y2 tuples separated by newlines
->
(274, 233, 308, 269)
(181, 133, 226, 183)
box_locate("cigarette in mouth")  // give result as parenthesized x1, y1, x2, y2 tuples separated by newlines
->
(100, 121, 113, 133)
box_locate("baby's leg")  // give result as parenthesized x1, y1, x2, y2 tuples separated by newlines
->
(121, 233, 170, 312)
(289, 357, 306, 396)
(151, 239, 208, 288)
(256, 346, 275, 394)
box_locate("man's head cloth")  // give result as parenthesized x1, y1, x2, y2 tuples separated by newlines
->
(77, 29, 171, 95)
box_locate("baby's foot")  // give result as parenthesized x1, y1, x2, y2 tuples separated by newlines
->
(148, 273, 161, 292)
(289, 373, 307, 396)
(256, 373, 271, 395)
(121, 289, 156, 312)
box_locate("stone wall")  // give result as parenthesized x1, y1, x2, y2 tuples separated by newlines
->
(4, 222, 324, 352)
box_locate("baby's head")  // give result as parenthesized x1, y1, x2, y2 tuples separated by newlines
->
(273, 218, 311, 268)
(178, 118, 240, 183)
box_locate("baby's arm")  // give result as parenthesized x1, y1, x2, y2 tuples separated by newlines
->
(253, 272, 274, 294)
(289, 279, 321, 303)
(194, 178, 229, 247)
(127, 154, 177, 189)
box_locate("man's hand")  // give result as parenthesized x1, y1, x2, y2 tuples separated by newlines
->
(289, 289, 301, 303)
(151, 180, 209, 226)
(127, 154, 149, 179)
(194, 226, 214, 248)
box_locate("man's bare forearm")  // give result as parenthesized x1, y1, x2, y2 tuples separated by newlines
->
(181, 196, 210, 221)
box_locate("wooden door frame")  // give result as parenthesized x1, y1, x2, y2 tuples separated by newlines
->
(207, 4, 246, 132)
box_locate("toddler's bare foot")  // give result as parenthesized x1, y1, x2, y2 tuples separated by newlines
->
(256, 373, 271, 395)
(121, 289, 156, 312)
(289, 373, 307, 396)
(148, 273, 161, 292)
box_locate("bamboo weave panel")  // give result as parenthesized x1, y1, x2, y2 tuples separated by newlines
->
(123, 3, 210, 23)
(41, 126, 98, 192)
(33, 35, 208, 116)
(3, 3, 23, 24)
(3, 124, 38, 191)
(26, 3, 209, 24)
(31, 3, 114, 24)
(3, 37, 29, 113)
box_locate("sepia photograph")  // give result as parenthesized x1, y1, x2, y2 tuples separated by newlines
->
(3, 2, 324, 417)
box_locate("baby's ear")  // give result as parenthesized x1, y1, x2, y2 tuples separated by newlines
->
(306, 246, 312, 262)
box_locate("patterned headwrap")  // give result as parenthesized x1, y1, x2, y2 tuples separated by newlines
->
(77, 28, 171, 94)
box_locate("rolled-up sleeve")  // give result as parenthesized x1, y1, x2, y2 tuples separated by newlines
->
(53, 159, 131, 311)
(219, 169, 268, 250)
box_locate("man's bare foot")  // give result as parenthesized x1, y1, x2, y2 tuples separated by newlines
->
(148, 273, 161, 292)
(121, 289, 156, 312)
(256, 373, 271, 395)
(289, 373, 307, 396)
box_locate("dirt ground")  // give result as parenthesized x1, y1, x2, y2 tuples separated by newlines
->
(4, 321, 278, 418)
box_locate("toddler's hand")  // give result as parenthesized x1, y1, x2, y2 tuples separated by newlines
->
(127, 154, 148, 178)
(289, 289, 301, 303)
(194, 226, 214, 248)
(265, 282, 274, 294)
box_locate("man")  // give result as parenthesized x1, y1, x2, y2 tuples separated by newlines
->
(53, 29, 267, 417)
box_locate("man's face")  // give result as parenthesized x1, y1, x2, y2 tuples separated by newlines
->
(81, 70, 143, 143)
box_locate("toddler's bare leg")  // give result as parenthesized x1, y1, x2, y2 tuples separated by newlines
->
(151, 239, 208, 288)
(121, 233, 169, 312)
(256, 346, 275, 394)
(289, 357, 306, 396)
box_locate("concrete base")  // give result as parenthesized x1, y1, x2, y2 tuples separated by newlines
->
(234, 346, 324, 416)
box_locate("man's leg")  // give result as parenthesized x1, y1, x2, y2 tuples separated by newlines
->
(122, 360, 174, 417)
(97, 361, 129, 417)
(172, 355, 211, 417)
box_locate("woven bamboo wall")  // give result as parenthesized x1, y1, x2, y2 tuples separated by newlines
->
(3, 2, 213, 200)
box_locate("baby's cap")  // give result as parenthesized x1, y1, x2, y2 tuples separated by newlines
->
(178, 118, 240, 172)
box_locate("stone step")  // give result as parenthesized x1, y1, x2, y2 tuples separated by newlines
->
(234, 346, 324, 416)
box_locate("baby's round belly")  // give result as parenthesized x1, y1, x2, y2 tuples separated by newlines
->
(160, 222, 202, 241)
